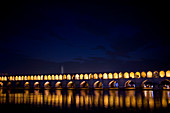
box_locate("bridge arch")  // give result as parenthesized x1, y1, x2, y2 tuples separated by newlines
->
(34, 82, 40, 88)
(67, 81, 75, 88)
(16, 82, 21, 88)
(7, 82, 12, 87)
(109, 80, 118, 88)
(160, 79, 170, 89)
(75, 74, 79, 80)
(24, 82, 30, 88)
(67, 74, 71, 80)
(135, 72, 140, 78)
(89, 73, 93, 79)
(55, 82, 62, 88)
(80, 81, 89, 88)
(94, 73, 98, 79)
(159, 71, 165, 77)
(0, 82, 3, 87)
(166, 70, 170, 77)
(141, 80, 153, 88)
(113, 73, 118, 79)
(141, 71, 146, 78)
(125, 80, 135, 87)
(153, 71, 159, 78)
(147, 71, 152, 78)
(124, 72, 129, 78)
(44, 81, 50, 88)
(130, 72, 135, 78)
(94, 81, 103, 88)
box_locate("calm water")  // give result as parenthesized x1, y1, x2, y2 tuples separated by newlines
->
(0, 89, 170, 113)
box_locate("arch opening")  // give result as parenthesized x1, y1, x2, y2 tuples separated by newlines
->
(94, 81, 103, 88)
(141, 80, 153, 88)
(16, 82, 21, 88)
(109, 80, 118, 88)
(24, 82, 30, 88)
(44, 82, 51, 88)
(153, 71, 159, 78)
(125, 80, 135, 88)
(80, 81, 89, 88)
(7, 82, 12, 88)
(55, 82, 62, 88)
(160, 79, 170, 89)
(34, 82, 40, 88)
(67, 81, 75, 88)
(0, 82, 3, 87)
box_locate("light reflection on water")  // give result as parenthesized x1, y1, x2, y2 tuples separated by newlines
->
(0, 89, 170, 110)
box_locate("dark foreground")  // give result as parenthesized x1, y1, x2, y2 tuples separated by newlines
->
(0, 89, 170, 113)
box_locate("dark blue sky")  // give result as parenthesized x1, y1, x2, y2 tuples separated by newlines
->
(0, 1, 170, 74)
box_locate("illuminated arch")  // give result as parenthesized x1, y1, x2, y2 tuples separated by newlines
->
(108, 73, 113, 79)
(37, 75, 40, 80)
(142, 80, 153, 88)
(16, 82, 21, 87)
(67, 74, 71, 80)
(141, 71, 146, 78)
(80, 74, 84, 80)
(7, 82, 12, 87)
(124, 72, 129, 78)
(59, 75, 62, 80)
(166, 70, 170, 77)
(18, 76, 22, 80)
(94, 73, 98, 79)
(55, 75, 58, 80)
(125, 80, 135, 87)
(114, 73, 118, 79)
(109, 80, 118, 88)
(55, 82, 62, 88)
(24, 82, 30, 88)
(44, 75, 47, 80)
(160, 79, 170, 89)
(99, 73, 103, 79)
(41, 75, 43, 80)
(89, 74, 93, 79)
(75, 74, 79, 80)
(147, 71, 152, 78)
(31, 75, 34, 80)
(10, 76, 13, 81)
(15, 76, 18, 81)
(67, 81, 75, 88)
(0, 82, 3, 87)
(103, 73, 108, 79)
(80, 81, 89, 88)
(27, 76, 30, 80)
(84, 74, 88, 80)
(44, 81, 50, 88)
(34, 82, 40, 88)
(94, 81, 103, 88)
(33, 75, 37, 80)
(130, 72, 134, 78)
(159, 71, 165, 77)
(153, 71, 159, 78)
(119, 72, 123, 78)
(51, 75, 55, 80)
(48, 75, 51, 80)
(135, 72, 140, 78)
(63, 74, 66, 80)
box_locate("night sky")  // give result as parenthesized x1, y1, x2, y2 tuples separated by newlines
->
(0, 1, 170, 74)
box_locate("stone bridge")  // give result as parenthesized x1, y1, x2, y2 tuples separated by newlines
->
(0, 70, 170, 89)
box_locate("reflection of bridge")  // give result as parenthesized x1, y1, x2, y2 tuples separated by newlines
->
(0, 70, 170, 89)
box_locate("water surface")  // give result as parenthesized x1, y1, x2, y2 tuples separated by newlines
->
(0, 89, 170, 113)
